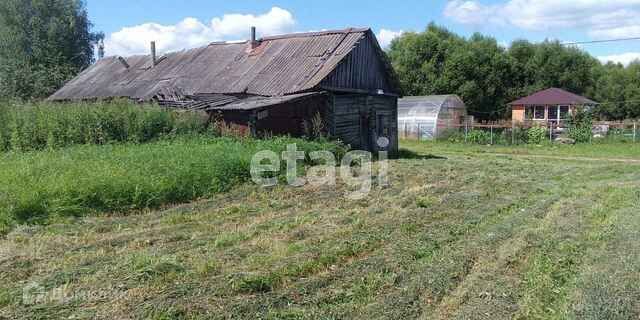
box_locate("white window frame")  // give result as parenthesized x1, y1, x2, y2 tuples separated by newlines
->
(558, 105, 570, 120)
(533, 105, 545, 120)
(524, 106, 534, 120)
(548, 105, 559, 122)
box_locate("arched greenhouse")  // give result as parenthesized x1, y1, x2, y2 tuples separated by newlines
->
(398, 95, 468, 140)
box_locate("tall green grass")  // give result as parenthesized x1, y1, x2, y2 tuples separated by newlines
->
(0, 100, 208, 151)
(0, 136, 347, 234)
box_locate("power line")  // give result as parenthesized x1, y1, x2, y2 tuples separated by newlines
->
(562, 37, 640, 46)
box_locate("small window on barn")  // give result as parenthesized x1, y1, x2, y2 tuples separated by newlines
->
(534, 106, 545, 120)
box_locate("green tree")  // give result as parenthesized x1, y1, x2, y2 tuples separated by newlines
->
(388, 23, 614, 120)
(388, 23, 466, 96)
(622, 62, 640, 119)
(388, 24, 515, 119)
(591, 61, 640, 120)
(592, 62, 628, 120)
(0, 0, 103, 99)
(440, 33, 515, 118)
(524, 41, 599, 94)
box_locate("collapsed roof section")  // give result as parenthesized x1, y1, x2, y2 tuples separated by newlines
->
(155, 91, 326, 112)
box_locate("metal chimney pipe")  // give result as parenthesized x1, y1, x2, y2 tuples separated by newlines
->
(150, 41, 157, 66)
(250, 26, 261, 49)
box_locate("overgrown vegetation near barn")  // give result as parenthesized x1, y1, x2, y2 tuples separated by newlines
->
(0, 101, 348, 234)
(0, 100, 208, 151)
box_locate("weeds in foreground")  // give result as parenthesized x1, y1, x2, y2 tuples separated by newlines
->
(0, 136, 347, 234)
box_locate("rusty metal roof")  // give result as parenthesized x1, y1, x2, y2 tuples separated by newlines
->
(208, 92, 326, 111)
(508, 88, 598, 106)
(49, 28, 395, 101)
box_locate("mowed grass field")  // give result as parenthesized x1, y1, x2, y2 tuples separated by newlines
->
(2, 141, 640, 319)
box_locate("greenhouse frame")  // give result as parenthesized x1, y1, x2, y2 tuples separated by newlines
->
(398, 95, 468, 140)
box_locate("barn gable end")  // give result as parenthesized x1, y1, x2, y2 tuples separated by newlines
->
(320, 31, 398, 95)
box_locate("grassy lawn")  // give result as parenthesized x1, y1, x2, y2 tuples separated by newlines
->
(2, 141, 640, 319)
(403, 139, 640, 160)
(0, 136, 345, 235)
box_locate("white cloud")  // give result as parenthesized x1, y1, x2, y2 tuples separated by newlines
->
(104, 7, 295, 56)
(444, 0, 640, 38)
(444, 1, 505, 25)
(377, 29, 404, 48)
(210, 7, 295, 39)
(598, 52, 640, 66)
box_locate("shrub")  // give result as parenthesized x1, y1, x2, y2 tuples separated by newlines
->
(512, 127, 529, 144)
(0, 100, 208, 151)
(527, 126, 548, 145)
(491, 128, 509, 145)
(568, 109, 593, 143)
(439, 129, 465, 143)
(467, 129, 492, 145)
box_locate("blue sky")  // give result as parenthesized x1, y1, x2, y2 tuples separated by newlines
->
(87, 0, 640, 65)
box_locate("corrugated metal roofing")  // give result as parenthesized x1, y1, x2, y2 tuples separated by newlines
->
(208, 92, 325, 111)
(49, 28, 396, 101)
(508, 88, 598, 106)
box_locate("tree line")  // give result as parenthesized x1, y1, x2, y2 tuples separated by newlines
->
(387, 23, 640, 120)
(1, 5, 638, 122)
(0, 0, 102, 100)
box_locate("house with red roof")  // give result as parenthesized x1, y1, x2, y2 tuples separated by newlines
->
(509, 88, 598, 124)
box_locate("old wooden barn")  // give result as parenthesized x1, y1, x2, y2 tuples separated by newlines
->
(49, 28, 400, 153)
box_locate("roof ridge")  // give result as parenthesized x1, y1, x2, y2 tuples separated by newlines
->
(204, 28, 370, 47)
(48, 26, 401, 101)
(260, 27, 370, 41)
(508, 87, 597, 105)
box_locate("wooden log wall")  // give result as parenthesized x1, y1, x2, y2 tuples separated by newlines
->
(331, 93, 398, 153)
